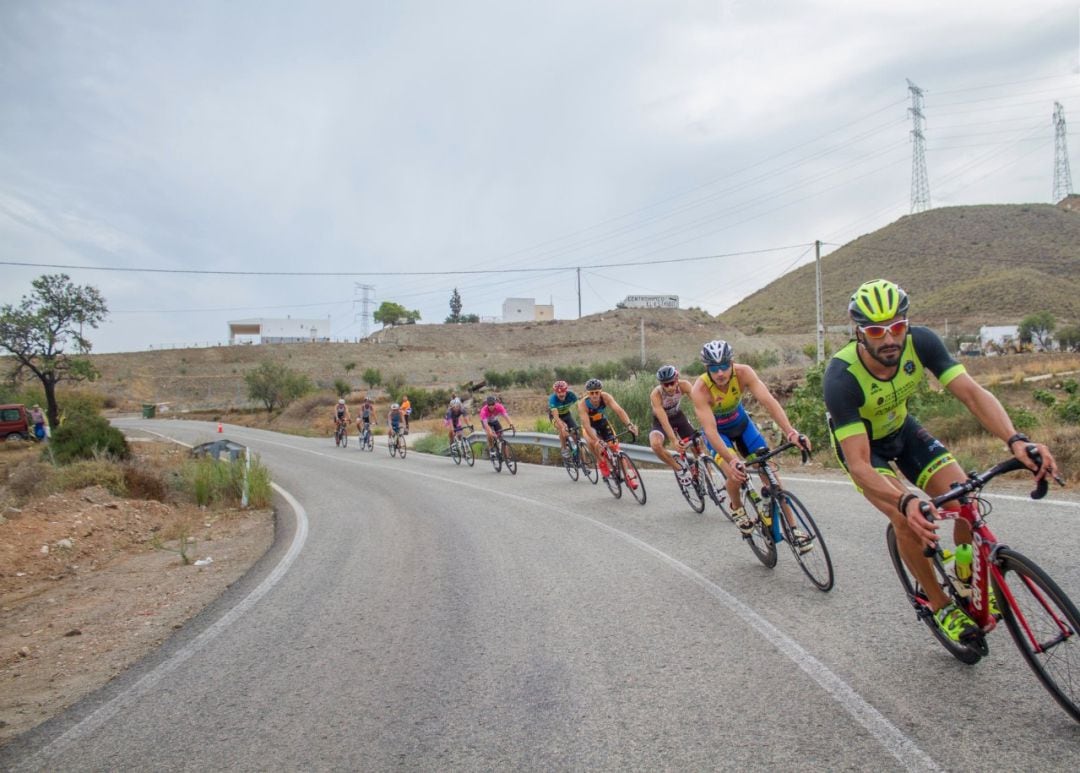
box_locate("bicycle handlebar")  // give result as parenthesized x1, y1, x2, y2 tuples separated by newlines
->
(742, 439, 812, 468)
(930, 445, 1060, 509)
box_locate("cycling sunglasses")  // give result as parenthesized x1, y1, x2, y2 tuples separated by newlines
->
(859, 319, 909, 339)
(587, 389, 603, 396)
(707, 362, 732, 373)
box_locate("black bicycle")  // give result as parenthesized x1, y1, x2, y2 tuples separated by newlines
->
(488, 425, 517, 475)
(358, 422, 374, 452)
(449, 424, 475, 466)
(732, 441, 833, 591)
(672, 430, 726, 514)
(562, 425, 598, 483)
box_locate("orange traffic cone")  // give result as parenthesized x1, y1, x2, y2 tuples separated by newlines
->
(217, 423, 223, 433)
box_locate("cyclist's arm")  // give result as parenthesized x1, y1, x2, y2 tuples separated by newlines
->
(690, 380, 740, 466)
(604, 392, 637, 435)
(740, 364, 807, 449)
(946, 372, 1057, 479)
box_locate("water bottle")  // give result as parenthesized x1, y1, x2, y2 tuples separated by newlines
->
(748, 488, 771, 527)
(954, 543, 973, 584)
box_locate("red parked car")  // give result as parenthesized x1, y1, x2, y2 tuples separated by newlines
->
(0, 404, 31, 440)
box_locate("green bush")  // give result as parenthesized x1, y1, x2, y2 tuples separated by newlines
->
(333, 379, 351, 398)
(385, 385, 454, 419)
(1060, 398, 1080, 425)
(180, 454, 272, 507)
(48, 458, 128, 496)
(412, 433, 450, 455)
(1033, 388, 1057, 407)
(1064, 379, 1078, 396)
(783, 362, 829, 451)
(741, 349, 780, 371)
(47, 413, 131, 465)
(484, 370, 513, 389)
(605, 377, 656, 437)
(553, 364, 589, 385)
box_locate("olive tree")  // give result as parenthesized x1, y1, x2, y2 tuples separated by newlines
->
(0, 274, 108, 429)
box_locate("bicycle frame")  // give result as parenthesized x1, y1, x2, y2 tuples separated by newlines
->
(741, 441, 808, 542)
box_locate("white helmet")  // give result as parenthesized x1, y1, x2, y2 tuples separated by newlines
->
(450, 397, 462, 408)
(391, 402, 400, 410)
(338, 398, 346, 405)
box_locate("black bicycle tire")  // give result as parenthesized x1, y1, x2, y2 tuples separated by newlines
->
(464, 439, 475, 466)
(450, 439, 462, 464)
(398, 435, 406, 459)
(603, 450, 621, 498)
(678, 462, 705, 513)
(503, 440, 517, 475)
(884, 525, 982, 665)
(490, 443, 502, 473)
(579, 444, 598, 484)
(775, 491, 834, 592)
(994, 548, 1080, 722)
(388, 434, 397, 457)
(561, 442, 579, 481)
(742, 491, 777, 568)
(618, 453, 646, 505)
(698, 457, 730, 518)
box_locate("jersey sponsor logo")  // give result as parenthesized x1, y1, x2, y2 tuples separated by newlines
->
(903, 360, 916, 375)
(870, 383, 881, 393)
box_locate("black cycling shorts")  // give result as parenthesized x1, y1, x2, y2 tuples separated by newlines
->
(590, 418, 616, 443)
(651, 411, 695, 442)
(831, 415, 956, 490)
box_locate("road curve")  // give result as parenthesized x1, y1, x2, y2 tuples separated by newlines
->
(3, 419, 1079, 772)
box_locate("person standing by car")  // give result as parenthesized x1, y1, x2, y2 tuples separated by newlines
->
(29, 404, 46, 440)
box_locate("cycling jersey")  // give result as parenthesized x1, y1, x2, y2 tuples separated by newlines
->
(824, 326, 964, 487)
(583, 394, 607, 424)
(548, 390, 579, 416)
(335, 406, 347, 420)
(480, 403, 508, 425)
(360, 402, 373, 420)
(696, 372, 750, 435)
(388, 409, 404, 431)
(824, 326, 965, 442)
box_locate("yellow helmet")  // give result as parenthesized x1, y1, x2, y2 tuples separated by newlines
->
(849, 279, 909, 325)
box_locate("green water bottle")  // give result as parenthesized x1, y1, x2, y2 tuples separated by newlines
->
(954, 543, 973, 584)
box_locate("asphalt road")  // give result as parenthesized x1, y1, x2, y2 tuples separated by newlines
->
(4, 419, 1079, 772)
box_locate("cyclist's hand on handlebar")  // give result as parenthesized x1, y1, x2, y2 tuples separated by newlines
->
(723, 459, 749, 483)
(1014, 441, 1063, 485)
(903, 498, 940, 550)
(788, 429, 812, 454)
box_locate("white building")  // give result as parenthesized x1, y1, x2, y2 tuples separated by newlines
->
(979, 325, 1019, 350)
(501, 298, 554, 323)
(618, 294, 679, 309)
(227, 317, 330, 344)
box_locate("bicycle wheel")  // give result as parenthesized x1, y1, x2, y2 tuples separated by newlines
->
(993, 548, 1080, 722)
(366, 432, 374, 451)
(698, 457, 730, 517)
(450, 438, 462, 465)
(398, 435, 407, 458)
(335, 427, 343, 447)
(502, 440, 517, 475)
(775, 491, 834, 592)
(562, 442, 579, 481)
(464, 439, 475, 466)
(617, 453, 646, 505)
(578, 445, 598, 484)
(602, 452, 621, 498)
(742, 491, 777, 568)
(678, 464, 705, 513)
(885, 525, 983, 665)
(388, 434, 397, 457)
(490, 444, 502, 473)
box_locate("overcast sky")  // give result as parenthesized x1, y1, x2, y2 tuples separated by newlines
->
(1, 1, 1078, 353)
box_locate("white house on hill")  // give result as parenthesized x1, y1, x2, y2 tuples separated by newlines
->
(501, 298, 554, 323)
(227, 317, 330, 344)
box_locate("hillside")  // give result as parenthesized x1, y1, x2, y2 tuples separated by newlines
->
(720, 202, 1080, 334)
(82, 307, 802, 412)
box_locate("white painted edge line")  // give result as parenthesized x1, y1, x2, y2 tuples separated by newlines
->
(26, 441, 309, 766)
(784, 474, 1080, 509)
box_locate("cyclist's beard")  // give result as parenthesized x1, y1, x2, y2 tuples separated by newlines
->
(862, 335, 903, 367)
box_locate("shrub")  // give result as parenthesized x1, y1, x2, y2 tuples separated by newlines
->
(48, 459, 128, 496)
(605, 377, 656, 436)
(385, 385, 454, 419)
(553, 364, 589, 385)
(1033, 388, 1057, 407)
(48, 413, 131, 465)
(783, 362, 829, 451)
(741, 349, 780, 371)
(180, 454, 271, 507)
(1060, 398, 1080, 425)
(1064, 379, 1078, 396)
(123, 464, 169, 501)
(333, 379, 351, 398)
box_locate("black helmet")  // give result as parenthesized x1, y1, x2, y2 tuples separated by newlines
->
(585, 378, 603, 391)
(485, 395, 497, 406)
(656, 365, 679, 383)
(700, 340, 733, 366)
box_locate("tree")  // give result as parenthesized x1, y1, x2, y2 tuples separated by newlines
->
(0, 274, 108, 429)
(1057, 325, 1080, 352)
(374, 301, 420, 326)
(460, 313, 480, 323)
(1019, 311, 1055, 351)
(446, 288, 463, 323)
(362, 367, 382, 389)
(244, 361, 313, 413)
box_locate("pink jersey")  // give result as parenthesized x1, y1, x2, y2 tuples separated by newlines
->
(479, 403, 508, 423)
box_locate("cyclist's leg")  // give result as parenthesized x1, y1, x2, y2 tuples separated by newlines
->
(649, 427, 679, 472)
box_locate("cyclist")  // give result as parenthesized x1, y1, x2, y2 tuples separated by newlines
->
(387, 402, 405, 442)
(332, 398, 350, 438)
(357, 395, 376, 437)
(400, 394, 412, 433)
(548, 380, 580, 460)
(824, 279, 1058, 643)
(480, 395, 515, 457)
(691, 340, 810, 536)
(445, 397, 470, 447)
(649, 365, 698, 486)
(578, 378, 638, 480)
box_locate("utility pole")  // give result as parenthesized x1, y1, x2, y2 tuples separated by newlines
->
(908, 79, 931, 213)
(577, 267, 582, 319)
(1053, 101, 1074, 202)
(640, 318, 645, 367)
(815, 240, 824, 363)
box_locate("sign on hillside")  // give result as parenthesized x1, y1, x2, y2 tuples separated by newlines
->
(618, 294, 678, 309)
